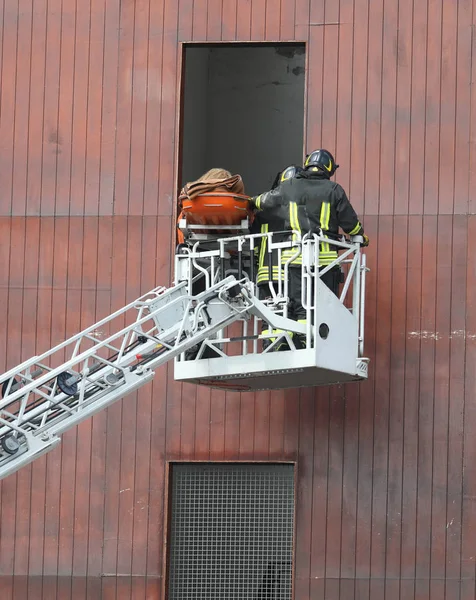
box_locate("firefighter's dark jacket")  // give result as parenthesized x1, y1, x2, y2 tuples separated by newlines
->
(253, 171, 364, 283)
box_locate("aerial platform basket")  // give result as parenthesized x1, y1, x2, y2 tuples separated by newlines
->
(0, 230, 368, 479)
(174, 231, 369, 391)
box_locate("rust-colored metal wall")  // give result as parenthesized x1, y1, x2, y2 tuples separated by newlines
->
(0, 1, 475, 598)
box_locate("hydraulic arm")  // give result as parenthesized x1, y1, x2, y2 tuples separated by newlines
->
(0, 276, 305, 481)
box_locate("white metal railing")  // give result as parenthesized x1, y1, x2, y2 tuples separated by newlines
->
(175, 230, 368, 358)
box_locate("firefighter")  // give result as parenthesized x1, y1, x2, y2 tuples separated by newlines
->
(252, 165, 302, 288)
(252, 149, 369, 349)
(252, 165, 302, 350)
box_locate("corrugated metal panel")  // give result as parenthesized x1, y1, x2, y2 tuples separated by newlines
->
(0, 0, 475, 598)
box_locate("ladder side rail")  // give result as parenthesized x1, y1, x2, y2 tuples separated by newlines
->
(0, 285, 194, 408)
(0, 282, 179, 384)
(0, 278, 258, 479)
(0, 277, 240, 428)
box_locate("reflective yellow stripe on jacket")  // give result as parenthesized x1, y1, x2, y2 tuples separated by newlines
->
(319, 201, 337, 265)
(257, 266, 286, 284)
(348, 221, 362, 235)
(281, 201, 302, 265)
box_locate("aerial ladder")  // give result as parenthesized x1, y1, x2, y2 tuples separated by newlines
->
(0, 215, 368, 481)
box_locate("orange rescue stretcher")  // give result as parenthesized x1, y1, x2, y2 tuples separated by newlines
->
(177, 192, 253, 243)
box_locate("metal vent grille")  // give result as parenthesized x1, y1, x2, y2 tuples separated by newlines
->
(168, 463, 295, 599)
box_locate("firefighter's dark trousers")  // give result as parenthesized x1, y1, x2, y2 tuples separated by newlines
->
(288, 266, 342, 348)
(258, 266, 341, 350)
(288, 264, 341, 318)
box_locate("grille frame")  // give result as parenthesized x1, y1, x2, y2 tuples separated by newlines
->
(164, 461, 296, 600)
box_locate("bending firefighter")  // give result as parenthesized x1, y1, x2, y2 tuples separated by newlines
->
(251, 165, 302, 350)
(251, 149, 369, 350)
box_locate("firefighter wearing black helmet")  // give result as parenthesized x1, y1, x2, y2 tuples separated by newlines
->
(252, 165, 303, 288)
(250, 165, 302, 350)
(251, 149, 369, 348)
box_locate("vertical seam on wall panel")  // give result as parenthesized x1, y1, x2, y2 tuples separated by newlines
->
(83, 0, 93, 217)
(392, 0, 400, 217)
(220, 0, 224, 40)
(97, 0, 108, 218)
(126, 1, 137, 216)
(307, 388, 316, 598)
(451, 2, 459, 217)
(144, 229, 160, 582)
(429, 217, 439, 591)
(351, 0, 361, 550)
(140, 0, 152, 217)
(369, 212, 379, 596)
(0, 0, 4, 124)
(400, 1, 416, 594)
(265, 0, 268, 39)
(347, 0, 355, 201)
(66, 0, 77, 220)
(105, 1, 124, 593)
(445, 214, 456, 593)
(366, 0, 377, 588)
(390, 18, 402, 586)
(461, 3, 473, 588)
(459, 219, 469, 597)
(396, 206, 411, 597)
(306, 0, 310, 147)
(111, 0, 123, 216)
(40, 0, 50, 217)
(86, 1, 101, 578)
(130, 223, 144, 583)
(469, 17, 474, 215)
(99, 0, 112, 579)
(414, 212, 425, 599)
(278, 0, 282, 40)
(407, 0, 415, 216)
(421, 0, 430, 215)
(0, 2, 13, 565)
(301, 1, 310, 157)
(11, 0, 19, 216)
(248, 0, 252, 40)
(53, 2, 65, 216)
(436, 1, 444, 217)
(25, 0, 34, 217)
(88, 220, 105, 583)
(54, 0, 74, 583)
(318, 3, 325, 147)
(25, 3, 41, 578)
(381, 214, 396, 591)
(10, 0, 20, 216)
(169, 3, 179, 280)
(234, 0, 238, 39)
(322, 388, 330, 598)
(155, 1, 165, 220)
(375, 0, 384, 218)
(334, 0, 341, 168)
(292, 0, 297, 44)
(400, 213, 411, 592)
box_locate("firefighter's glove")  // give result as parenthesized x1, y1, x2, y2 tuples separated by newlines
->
(362, 234, 370, 247)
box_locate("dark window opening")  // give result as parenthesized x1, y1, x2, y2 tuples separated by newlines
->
(179, 43, 306, 200)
